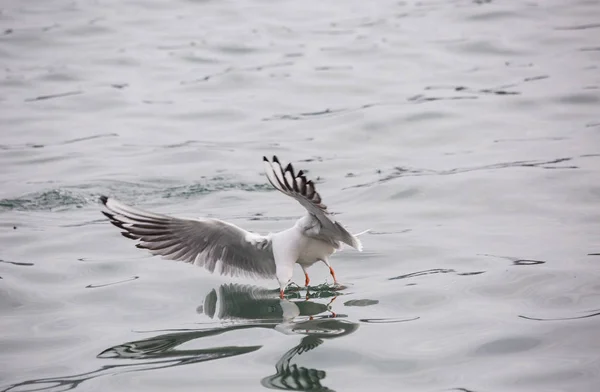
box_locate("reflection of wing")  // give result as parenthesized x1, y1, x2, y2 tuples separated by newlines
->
(197, 283, 328, 321)
(199, 283, 288, 321)
(97, 327, 262, 360)
(263, 156, 362, 251)
(6, 325, 264, 392)
(101, 196, 276, 279)
(261, 336, 331, 392)
(262, 319, 359, 391)
(291, 336, 324, 356)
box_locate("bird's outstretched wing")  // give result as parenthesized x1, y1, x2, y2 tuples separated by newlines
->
(263, 156, 362, 251)
(100, 196, 276, 279)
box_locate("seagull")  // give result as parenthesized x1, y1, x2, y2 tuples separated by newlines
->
(100, 156, 364, 298)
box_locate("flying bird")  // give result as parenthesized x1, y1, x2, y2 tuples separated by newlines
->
(100, 156, 364, 298)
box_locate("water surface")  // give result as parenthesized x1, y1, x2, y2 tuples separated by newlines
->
(1, 0, 600, 391)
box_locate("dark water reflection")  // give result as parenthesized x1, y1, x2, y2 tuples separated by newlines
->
(3, 284, 357, 392)
(199, 284, 359, 391)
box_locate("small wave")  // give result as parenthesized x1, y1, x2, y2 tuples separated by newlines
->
(479, 253, 547, 266)
(85, 276, 139, 288)
(519, 309, 600, 322)
(0, 259, 34, 267)
(24, 90, 83, 102)
(359, 317, 420, 324)
(0, 189, 91, 212)
(347, 156, 581, 189)
(0, 179, 273, 212)
(162, 182, 272, 199)
(344, 299, 379, 307)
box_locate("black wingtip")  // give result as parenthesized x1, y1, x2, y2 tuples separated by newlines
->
(99, 195, 108, 205)
(263, 156, 268, 162)
(272, 155, 279, 164)
(109, 220, 127, 230)
(101, 211, 114, 220)
(121, 232, 138, 240)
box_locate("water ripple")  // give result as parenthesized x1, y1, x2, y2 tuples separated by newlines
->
(347, 156, 584, 189)
(24, 90, 82, 102)
(85, 276, 139, 289)
(519, 309, 600, 322)
(0, 189, 90, 212)
(479, 254, 547, 266)
(389, 268, 485, 282)
(359, 317, 420, 324)
(0, 180, 274, 212)
(0, 259, 34, 267)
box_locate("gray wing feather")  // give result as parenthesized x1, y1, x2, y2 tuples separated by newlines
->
(263, 156, 362, 251)
(100, 196, 276, 279)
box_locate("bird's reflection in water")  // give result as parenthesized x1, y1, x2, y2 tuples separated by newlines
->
(2, 284, 357, 392)
(199, 284, 359, 391)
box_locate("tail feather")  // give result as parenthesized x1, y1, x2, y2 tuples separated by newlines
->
(350, 229, 370, 252)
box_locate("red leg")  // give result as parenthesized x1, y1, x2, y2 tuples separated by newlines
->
(327, 296, 337, 317)
(279, 289, 285, 299)
(329, 266, 338, 285)
(304, 272, 310, 287)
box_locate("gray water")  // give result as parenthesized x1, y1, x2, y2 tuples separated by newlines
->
(1, 0, 600, 391)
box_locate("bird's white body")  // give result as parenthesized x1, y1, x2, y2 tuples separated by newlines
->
(271, 215, 337, 289)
